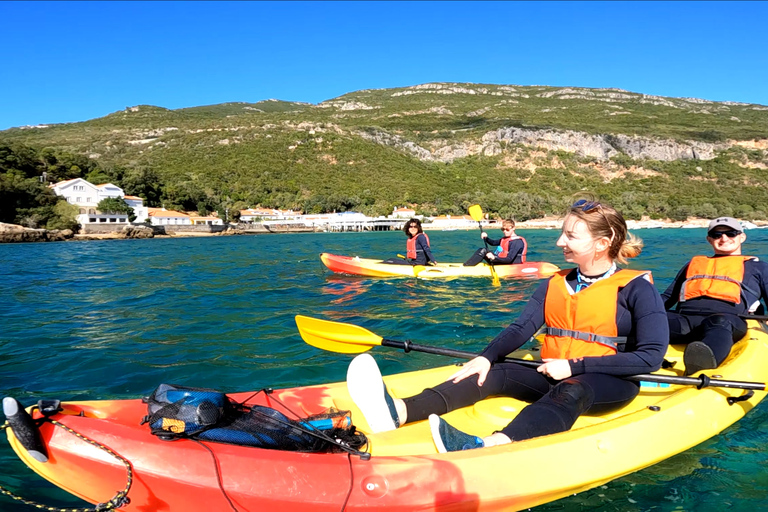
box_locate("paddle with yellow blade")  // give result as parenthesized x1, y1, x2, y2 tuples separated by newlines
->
(397, 254, 426, 277)
(295, 315, 766, 391)
(468, 204, 501, 286)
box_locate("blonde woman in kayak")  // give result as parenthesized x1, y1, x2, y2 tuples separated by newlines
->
(348, 198, 669, 452)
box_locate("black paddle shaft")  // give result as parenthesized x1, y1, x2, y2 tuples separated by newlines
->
(380, 338, 765, 391)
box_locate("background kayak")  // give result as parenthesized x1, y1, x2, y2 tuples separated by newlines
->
(320, 252, 560, 278)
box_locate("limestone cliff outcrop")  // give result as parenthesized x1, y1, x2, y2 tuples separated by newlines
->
(358, 126, 729, 164)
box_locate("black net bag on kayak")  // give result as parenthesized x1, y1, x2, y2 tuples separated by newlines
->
(197, 404, 367, 453)
(141, 383, 240, 437)
(142, 384, 366, 453)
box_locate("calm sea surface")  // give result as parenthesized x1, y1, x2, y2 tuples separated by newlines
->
(2, 228, 768, 511)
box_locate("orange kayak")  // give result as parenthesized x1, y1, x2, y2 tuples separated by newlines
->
(320, 252, 560, 279)
(6, 327, 768, 511)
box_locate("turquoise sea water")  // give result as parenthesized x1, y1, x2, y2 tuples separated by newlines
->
(2, 228, 768, 511)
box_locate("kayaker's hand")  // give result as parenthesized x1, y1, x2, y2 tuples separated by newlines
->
(428, 261, 437, 266)
(448, 357, 491, 386)
(537, 359, 572, 380)
(481, 232, 488, 240)
(486, 253, 496, 261)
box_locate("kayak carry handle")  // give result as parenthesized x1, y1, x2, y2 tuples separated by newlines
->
(2, 397, 48, 463)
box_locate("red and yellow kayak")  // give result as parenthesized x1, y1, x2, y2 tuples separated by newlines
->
(320, 252, 560, 279)
(5, 323, 768, 511)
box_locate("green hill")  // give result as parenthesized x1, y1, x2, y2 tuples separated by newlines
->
(2, 82, 767, 228)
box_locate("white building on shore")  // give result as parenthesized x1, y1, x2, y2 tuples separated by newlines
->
(239, 208, 300, 223)
(51, 178, 141, 225)
(147, 208, 192, 225)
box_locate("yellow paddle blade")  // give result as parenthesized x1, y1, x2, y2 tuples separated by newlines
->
(468, 204, 484, 222)
(295, 315, 383, 354)
(491, 270, 501, 287)
(413, 265, 426, 277)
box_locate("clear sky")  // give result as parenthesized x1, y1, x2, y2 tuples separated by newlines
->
(1, 1, 766, 130)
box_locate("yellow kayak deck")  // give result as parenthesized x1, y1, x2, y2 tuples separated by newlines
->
(318, 323, 768, 509)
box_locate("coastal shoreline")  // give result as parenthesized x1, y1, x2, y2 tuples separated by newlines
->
(3, 217, 768, 244)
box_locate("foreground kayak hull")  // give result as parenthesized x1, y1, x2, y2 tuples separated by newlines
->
(6, 324, 768, 511)
(320, 253, 560, 279)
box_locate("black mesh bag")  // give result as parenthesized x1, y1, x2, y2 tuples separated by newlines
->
(197, 405, 366, 453)
(142, 384, 366, 453)
(142, 383, 239, 437)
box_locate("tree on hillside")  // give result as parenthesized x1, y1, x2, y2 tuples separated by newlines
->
(121, 167, 163, 206)
(47, 201, 80, 231)
(97, 197, 135, 221)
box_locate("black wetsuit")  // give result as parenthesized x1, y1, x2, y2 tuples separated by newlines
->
(464, 237, 526, 266)
(383, 233, 436, 266)
(402, 269, 669, 442)
(661, 256, 768, 364)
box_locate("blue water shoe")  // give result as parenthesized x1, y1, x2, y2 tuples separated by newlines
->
(429, 414, 484, 453)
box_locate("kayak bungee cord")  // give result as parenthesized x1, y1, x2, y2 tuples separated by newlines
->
(247, 390, 362, 512)
(190, 439, 241, 512)
(245, 389, 370, 458)
(184, 389, 368, 512)
(1, 415, 133, 511)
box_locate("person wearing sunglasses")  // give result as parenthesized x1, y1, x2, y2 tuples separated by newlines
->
(463, 219, 527, 266)
(347, 198, 668, 452)
(383, 218, 437, 266)
(660, 217, 768, 375)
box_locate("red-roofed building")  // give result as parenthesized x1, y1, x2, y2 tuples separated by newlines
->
(147, 208, 192, 225)
(391, 206, 417, 219)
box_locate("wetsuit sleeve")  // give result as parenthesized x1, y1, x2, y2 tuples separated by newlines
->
(743, 260, 768, 310)
(486, 237, 502, 247)
(754, 261, 768, 301)
(568, 277, 669, 376)
(660, 263, 689, 310)
(479, 280, 549, 362)
(494, 239, 524, 264)
(419, 234, 436, 263)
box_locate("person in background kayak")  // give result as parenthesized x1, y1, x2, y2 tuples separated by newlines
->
(660, 217, 768, 375)
(383, 218, 437, 266)
(463, 219, 527, 266)
(347, 198, 668, 452)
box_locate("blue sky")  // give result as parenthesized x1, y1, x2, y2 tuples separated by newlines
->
(1, 1, 766, 130)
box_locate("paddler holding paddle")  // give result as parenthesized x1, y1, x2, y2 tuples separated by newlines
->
(463, 218, 527, 266)
(346, 197, 670, 452)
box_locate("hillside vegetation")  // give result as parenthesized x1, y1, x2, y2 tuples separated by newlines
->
(1, 83, 767, 228)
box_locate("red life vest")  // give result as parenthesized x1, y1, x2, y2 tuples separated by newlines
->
(542, 268, 652, 360)
(497, 235, 527, 263)
(680, 255, 756, 304)
(406, 233, 430, 259)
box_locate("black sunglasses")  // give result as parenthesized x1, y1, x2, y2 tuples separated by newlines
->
(708, 229, 741, 239)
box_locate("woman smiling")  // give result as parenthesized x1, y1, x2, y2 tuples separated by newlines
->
(347, 197, 669, 452)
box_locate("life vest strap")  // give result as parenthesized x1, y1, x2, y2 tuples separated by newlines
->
(545, 327, 627, 350)
(679, 274, 745, 303)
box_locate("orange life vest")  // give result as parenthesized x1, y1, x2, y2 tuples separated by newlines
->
(542, 268, 652, 360)
(679, 255, 756, 304)
(496, 236, 527, 263)
(406, 233, 430, 259)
